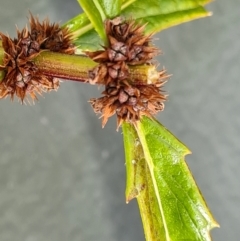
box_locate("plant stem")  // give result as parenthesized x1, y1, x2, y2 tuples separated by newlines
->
(34, 51, 95, 82)
(0, 41, 5, 81)
(0, 41, 160, 84)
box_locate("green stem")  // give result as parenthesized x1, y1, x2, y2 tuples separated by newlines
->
(0, 42, 159, 84)
(0, 41, 5, 81)
(33, 51, 95, 82)
(34, 51, 158, 84)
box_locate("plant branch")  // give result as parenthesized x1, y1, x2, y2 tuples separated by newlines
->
(34, 51, 95, 82)
(0, 41, 5, 81)
(0, 41, 160, 84)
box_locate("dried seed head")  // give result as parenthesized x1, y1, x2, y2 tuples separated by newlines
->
(108, 62, 129, 80)
(0, 13, 75, 102)
(87, 17, 168, 128)
(0, 33, 57, 102)
(90, 77, 167, 129)
(88, 62, 129, 85)
(108, 41, 128, 62)
(28, 13, 75, 54)
(86, 18, 158, 66)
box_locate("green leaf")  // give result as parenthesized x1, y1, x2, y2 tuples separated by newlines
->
(122, 117, 219, 241)
(122, 121, 146, 203)
(63, 13, 101, 51)
(63, 0, 122, 50)
(77, 0, 108, 44)
(74, 29, 104, 53)
(64, 0, 212, 51)
(63, 12, 91, 37)
(121, 0, 212, 34)
(97, 0, 122, 18)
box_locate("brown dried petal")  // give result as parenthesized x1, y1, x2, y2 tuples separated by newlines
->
(108, 62, 129, 80)
(124, 86, 137, 96)
(108, 42, 128, 62)
(29, 13, 75, 54)
(88, 64, 108, 85)
(118, 89, 129, 104)
(128, 96, 137, 106)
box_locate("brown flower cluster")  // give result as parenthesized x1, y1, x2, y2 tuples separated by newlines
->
(0, 14, 74, 102)
(86, 18, 168, 128)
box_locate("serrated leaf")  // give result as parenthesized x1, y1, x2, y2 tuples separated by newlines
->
(122, 117, 218, 241)
(64, 0, 211, 51)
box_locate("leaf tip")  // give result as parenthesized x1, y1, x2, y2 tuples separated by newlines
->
(125, 195, 133, 204)
(207, 11, 213, 17)
(211, 219, 220, 229)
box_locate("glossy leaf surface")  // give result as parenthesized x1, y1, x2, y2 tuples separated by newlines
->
(97, 0, 122, 18)
(122, 117, 218, 241)
(64, 0, 211, 51)
(77, 0, 107, 44)
(121, 0, 212, 34)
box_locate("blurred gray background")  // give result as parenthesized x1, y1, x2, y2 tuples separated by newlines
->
(0, 0, 239, 240)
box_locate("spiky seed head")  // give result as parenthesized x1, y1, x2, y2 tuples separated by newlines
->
(0, 12, 75, 102)
(86, 18, 169, 128)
